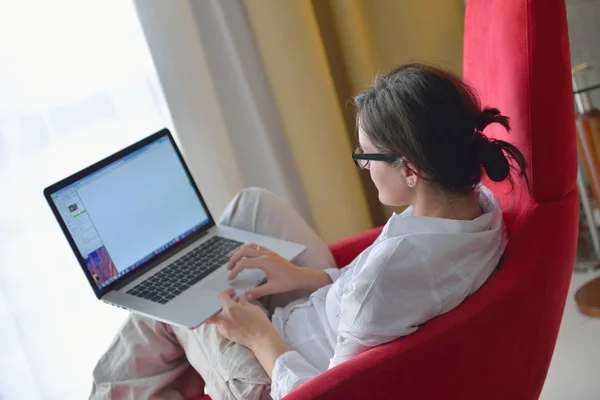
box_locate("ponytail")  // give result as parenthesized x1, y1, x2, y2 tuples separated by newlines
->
(474, 108, 529, 191)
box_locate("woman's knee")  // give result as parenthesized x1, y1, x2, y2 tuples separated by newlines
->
(219, 187, 288, 228)
(236, 187, 280, 206)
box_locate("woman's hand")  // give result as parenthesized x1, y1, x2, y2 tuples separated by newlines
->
(206, 288, 292, 378)
(227, 243, 305, 300)
(206, 288, 278, 350)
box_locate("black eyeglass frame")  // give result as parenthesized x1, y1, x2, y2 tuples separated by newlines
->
(351, 145, 398, 170)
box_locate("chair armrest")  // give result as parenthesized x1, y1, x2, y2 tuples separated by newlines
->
(328, 227, 383, 268)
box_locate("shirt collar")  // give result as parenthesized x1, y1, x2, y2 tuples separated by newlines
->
(382, 185, 502, 237)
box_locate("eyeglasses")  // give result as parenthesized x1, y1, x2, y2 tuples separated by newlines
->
(351, 145, 398, 170)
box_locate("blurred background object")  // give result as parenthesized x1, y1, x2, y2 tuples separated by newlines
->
(572, 63, 600, 270)
(567, 0, 600, 109)
(566, 1, 600, 267)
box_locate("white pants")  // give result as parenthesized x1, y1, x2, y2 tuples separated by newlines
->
(90, 188, 336, 400)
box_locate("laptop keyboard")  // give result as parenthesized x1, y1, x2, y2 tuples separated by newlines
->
(126, 236, 243, 304)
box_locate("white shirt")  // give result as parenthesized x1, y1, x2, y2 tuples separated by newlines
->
(269, 186, 507, 400)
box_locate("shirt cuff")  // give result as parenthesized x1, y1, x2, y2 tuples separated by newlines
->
(271, 350, 322, 400)
(323, 267, 342, 283)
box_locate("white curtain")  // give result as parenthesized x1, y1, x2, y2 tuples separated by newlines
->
(134, 0, 312, 223)
(0, 0, 315, 398)
(0, 1, 172, 398)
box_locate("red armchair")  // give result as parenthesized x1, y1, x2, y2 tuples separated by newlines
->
(197, 0, 579, 398)
(285, 0, 578, 398)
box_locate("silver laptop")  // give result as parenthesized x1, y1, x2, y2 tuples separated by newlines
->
(44, 128, 305, 328)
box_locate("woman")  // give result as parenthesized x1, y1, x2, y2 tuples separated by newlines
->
(92, 63, 527, 400)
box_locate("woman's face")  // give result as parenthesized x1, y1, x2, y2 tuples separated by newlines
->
(358, 127, 414, 207)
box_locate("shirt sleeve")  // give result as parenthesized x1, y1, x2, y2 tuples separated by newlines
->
(270, 351, 322, 400)
(323, 267, 342, 283)
(271, 238, 441, 398)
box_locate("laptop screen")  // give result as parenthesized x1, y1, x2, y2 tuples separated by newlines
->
(49, 135, 210, 289)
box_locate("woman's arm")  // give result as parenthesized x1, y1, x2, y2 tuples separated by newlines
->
(250, 327, 292, 379)
(296, 268, 335, 293)
(207, 289, 320, 400)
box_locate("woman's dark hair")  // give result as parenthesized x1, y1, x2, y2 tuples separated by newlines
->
(354, 63, 528, 194)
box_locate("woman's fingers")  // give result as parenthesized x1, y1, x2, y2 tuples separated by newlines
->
(227, 243, 250, 258)
(217, 288, 237, 308)
(247, 281, 276, 300)
(238, 292, 250, 304)
(228, 242, 263, 258)
(204, 314, 221, 325)
(228, 242, 267, 257)
(226, 244, 264, 270)
(227, 256, 268, 281)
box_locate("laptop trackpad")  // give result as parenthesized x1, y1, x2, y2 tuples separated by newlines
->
(228, 268, 266, 293)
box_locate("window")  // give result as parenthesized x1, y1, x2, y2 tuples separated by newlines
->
(0, 1, 171, 398)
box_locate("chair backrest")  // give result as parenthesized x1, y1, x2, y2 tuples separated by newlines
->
(464, 0, 577, 208)
(285, 1, 580, 399)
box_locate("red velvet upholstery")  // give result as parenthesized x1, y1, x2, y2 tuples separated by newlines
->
(284, 195, 578, 400)
(282, 0, 578, 398)
(198, 0, 579, 398)
(328, 227, 383, 268)
(463, 0, 577, 205)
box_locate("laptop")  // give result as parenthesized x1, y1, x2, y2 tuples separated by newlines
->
(44, 128, 305, 328)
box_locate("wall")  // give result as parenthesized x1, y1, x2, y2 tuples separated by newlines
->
(567, 0, 600, 106)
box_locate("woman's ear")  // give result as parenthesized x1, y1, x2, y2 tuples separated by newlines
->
(401, 159, 418, 188)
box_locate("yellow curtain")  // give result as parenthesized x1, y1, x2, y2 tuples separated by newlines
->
(241, 0, 373, 243)
(242, 0, 465, 241)
(362, 0, 464, 74)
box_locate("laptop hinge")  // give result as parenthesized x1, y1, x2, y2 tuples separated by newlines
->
(110, 230, 209, 292)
